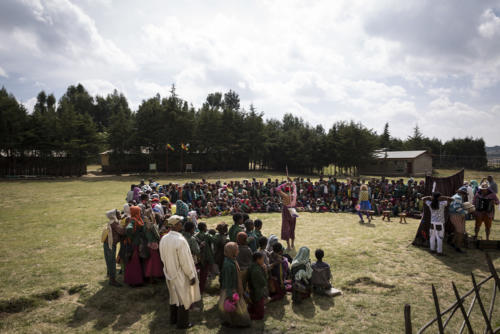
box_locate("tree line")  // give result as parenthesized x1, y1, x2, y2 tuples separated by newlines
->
(0, 84, 488, 174)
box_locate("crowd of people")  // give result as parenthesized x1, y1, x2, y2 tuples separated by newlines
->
(422, 176, 499, 255)
(100, 174, 498, 329)
(126, 176, 431, 218)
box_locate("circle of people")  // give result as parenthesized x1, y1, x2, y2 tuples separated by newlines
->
(101, 175, 498, 329)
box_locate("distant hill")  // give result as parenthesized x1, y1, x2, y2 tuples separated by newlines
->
(486, 146, 500, 158)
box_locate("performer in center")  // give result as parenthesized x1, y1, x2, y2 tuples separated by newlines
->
(275, 176, 298, 251)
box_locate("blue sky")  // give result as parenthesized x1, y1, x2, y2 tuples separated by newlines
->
(1, 0, 500, 145)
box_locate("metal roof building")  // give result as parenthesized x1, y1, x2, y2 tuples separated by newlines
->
(361, 150, 433, 177)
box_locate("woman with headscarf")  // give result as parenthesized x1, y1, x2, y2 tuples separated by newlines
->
(124, 206, 145, 286)
(265, 235, 278, 255)
(102, 209, 125, 287)
(291, 246, 313, 303)
(123, 203, 131, 218)
(133, 186, 141, 204)
(144, 209, 163, 282)
(470, 180, 479, 196)
(218, 242, 251, 328)
(176, 199, 189, 220)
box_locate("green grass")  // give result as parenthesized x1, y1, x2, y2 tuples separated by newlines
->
(0, 171, 499, 333)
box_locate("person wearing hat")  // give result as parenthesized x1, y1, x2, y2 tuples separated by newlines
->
(449, 186, 469, 253)
(159, 215, 200, 329)
(473, 181, 499, 240)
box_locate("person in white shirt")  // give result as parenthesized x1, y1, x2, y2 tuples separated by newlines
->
(422, 192, 452, 256)
(159, 215, 201, 329)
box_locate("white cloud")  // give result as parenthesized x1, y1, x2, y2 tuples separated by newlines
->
(478, 9, 500, 39)
(22, 96, 37, 113)
(0, 65, 7, 78)
(80, 79, 117, 97)
(1, 0, 500, 144)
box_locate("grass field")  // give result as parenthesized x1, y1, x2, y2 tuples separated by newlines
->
(0, 171, 499, 333)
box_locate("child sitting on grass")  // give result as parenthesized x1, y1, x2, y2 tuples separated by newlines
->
(311, 249, 339, 297)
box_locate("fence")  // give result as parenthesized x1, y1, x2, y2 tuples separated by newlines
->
(404, 253, 500, 333)
(0, 156, 87, 177)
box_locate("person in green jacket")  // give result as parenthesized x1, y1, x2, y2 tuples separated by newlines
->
(214, 223, 228, 273)
(245, 220, 258, 252)
(218, 242, 251, 327)
(228, 213, 244, 242)
(247, 252, 268, 320)
(195, 222, 214, 294)
(254, 219, 263, 239)
(183, 221, 200, 264)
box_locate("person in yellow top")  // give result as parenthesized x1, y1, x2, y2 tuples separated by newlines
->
(358, 184, 372, 223)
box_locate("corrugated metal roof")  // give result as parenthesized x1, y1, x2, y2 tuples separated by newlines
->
(374, 150, 428, 159)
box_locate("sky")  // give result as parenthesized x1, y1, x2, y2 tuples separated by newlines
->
(1, 0, 500, 145)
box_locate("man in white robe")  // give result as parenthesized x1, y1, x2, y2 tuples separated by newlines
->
(159, 215, 201, 329)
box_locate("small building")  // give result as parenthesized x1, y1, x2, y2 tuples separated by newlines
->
(360, 150, 433, 177)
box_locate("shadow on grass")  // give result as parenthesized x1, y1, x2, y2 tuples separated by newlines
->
(69, 281, 172, 332)
(69, 280, 262, 333)
(292, 297, 316, 318)
(313, 294, 335, 311)
(414, 244, 500, 276)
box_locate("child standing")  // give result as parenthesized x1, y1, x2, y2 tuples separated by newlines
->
(358, 184, 372, 223)
(236, 232, 253, 290)
(195, 222, 215, 294)
(245, 220, 258, 252)
(228, 213, 244, 242)
(268, 242, 288, 301)
(219, 242, 251, 327)
(247, 252, 268, 320)
(214, 223, 228, 274)
(254, 219, 263, 239)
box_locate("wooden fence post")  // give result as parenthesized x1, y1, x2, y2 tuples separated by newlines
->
(451, 281, 474, 334)
(471, 273, 493, 334)
(404, 304, 412, 334)
(485, 252, 500, 292)
(432, 284, 444, 333)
